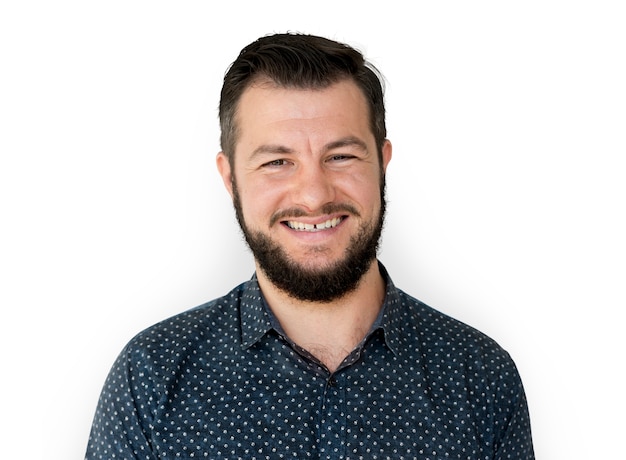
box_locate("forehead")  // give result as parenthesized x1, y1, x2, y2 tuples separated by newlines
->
(234, 79, 372, 143)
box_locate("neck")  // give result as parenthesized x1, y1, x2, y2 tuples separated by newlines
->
(256, 259, 386, 372)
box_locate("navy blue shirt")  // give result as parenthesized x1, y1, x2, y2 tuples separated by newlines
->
(86, 265, 534, 459)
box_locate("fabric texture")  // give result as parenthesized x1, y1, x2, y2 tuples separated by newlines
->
(86, 264, 534, 459)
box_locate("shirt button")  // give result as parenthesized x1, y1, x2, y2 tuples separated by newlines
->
(328, 376, 337, 387)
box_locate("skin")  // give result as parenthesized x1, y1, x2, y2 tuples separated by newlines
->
(217, 79, 392, 372)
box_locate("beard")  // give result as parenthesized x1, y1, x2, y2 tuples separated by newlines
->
(231, 179, 386, 303)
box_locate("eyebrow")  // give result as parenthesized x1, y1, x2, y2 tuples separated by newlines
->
(250, 136, 368, 158)
(250, 144, 295, 157)
(323, 136, 368, 153)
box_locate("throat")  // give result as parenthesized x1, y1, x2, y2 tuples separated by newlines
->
(257, 259, 386, 372)
(298, 341, 358, 373)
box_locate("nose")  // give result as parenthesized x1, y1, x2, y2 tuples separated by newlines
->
(291, 163, 336, 212)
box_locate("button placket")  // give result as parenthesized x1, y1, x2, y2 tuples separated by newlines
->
(318, 373, 347, 459)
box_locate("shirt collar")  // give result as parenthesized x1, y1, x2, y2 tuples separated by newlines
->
(375, 262, 403, 357)
(239, 274, 274, 349)
(239, 262, 405, 356)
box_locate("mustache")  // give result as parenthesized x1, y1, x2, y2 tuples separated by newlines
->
(270, 203, 361, 227)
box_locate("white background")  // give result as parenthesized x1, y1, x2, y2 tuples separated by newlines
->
(1, 1, 624, 459)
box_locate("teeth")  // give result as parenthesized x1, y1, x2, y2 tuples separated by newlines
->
(287, 217, 343, 232)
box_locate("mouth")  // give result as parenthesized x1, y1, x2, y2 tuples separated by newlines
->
(284, 216, 345, 232)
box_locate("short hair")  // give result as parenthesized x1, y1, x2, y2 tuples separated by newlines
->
(219, 33, 387, 165)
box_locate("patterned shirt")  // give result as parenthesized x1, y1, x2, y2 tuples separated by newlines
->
(86, 263, 534, 459)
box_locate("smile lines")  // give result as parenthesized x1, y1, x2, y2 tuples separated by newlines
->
(286, 217, 344, 232)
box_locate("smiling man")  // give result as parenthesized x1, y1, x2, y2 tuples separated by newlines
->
(216, 77, 391, 373)
(86, 33, 534, 459)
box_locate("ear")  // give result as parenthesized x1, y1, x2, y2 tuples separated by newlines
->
(381, 139, 392, 173)
(216, 152, 234, 199)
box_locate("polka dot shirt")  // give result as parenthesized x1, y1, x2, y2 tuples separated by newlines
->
(86, 264, 534, 459)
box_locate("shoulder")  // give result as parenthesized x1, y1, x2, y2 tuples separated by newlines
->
(147, 283, 243, 333)
(117, 281, 251, 368)
(394, 288, 518, 375)
(390, 289, 533, 453)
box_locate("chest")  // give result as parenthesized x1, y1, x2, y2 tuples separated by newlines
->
(147, 343, 492, 459)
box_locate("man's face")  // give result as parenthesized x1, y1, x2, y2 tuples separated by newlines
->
(217, 79, 392, 302)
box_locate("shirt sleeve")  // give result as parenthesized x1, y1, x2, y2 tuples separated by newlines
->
(85, 343, 159, 460)
(493, 359, 535, 460)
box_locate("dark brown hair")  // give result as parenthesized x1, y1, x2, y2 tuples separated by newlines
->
(219, 33, 386, 165)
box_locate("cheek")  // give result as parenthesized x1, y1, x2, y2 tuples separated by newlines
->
(238, 181, 282, 222)
(340, 173, 383, 206)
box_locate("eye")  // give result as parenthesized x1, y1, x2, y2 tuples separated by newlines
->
(328, 154, 353, 162)
(263, 159, 289, 167)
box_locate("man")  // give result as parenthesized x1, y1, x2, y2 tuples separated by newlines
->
(86, 33, 534, 459)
